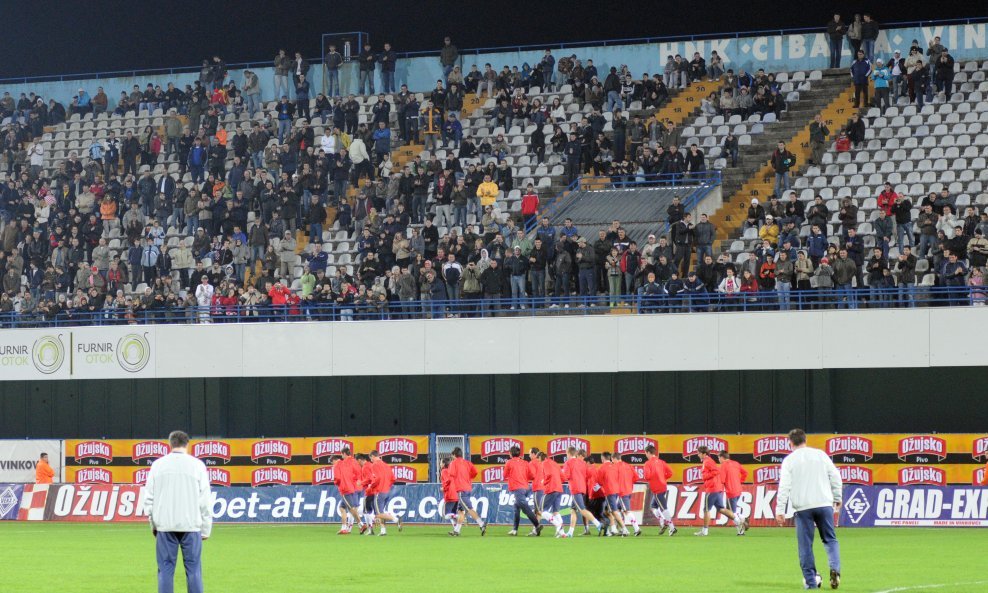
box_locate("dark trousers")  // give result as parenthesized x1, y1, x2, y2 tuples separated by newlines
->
(853, 83, 869, 108)
(511, 488, 540, 530)
(156, 531, 203, 593)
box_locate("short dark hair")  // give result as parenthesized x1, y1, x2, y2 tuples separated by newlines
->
(510, 446, 521, 457)
(40, 452, 48, 459)
(452, 447, 463, 458)
(788, 428, 807, 446)
(644, 445, 656, 455)
(720, 451, 731, 460)
(168, 430, 190, 448)
(601, 451, 612, 461)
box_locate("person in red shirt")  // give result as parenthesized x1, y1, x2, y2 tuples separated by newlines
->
(528, 447, 545, 518)
(358, 454, 377, 535)
(719, 450, 750, 535)
(643, 445, 677, 535)
(562, 447, 602, 537)
(539, 452, 566, 537)
(585, 456, 609, 534)
(447, 447, 486, 536)
(369, 450, 403, 536)
(597, 452, 627, 536)
(331, 448, 364, 534)
(696, 446, 744, 536)
(503, 446, 541, 536)
(876, 182, 898, 216)
(614, 455, 641, 536)
(520, 183, 540, 229)
(440, 458, 463, 535)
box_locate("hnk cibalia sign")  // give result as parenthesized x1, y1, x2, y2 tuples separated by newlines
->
(0, 327, 153, 380)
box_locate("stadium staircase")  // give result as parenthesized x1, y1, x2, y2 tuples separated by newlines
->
(707, 72, 859, 250)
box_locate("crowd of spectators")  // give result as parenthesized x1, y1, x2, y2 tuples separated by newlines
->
(0, 23, 984, 327)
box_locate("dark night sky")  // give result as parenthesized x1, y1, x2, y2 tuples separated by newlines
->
(1, 0, 979, 79)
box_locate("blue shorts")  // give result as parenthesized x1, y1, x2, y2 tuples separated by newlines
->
(728, 496, 739, 514)
(570, 493, 587, 511)
(706, 492, 726, 511)
(650, 491, 668, 511)
(457, 490, 474, 512)
(620, 495, 632, 512)
(443, 501, 458, 517)
(341, 492, 360, 510)
(605, 494, 621, 512)
(542, 492, 561, 514)
(532, 490, 545, 512)
(374, 491, 391, 514)
(363, 495, 374, 512)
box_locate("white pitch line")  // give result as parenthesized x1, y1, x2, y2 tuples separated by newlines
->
(873, 581, 988, 593)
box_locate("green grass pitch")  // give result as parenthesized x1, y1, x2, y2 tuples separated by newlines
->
(2, 523, 986, 592)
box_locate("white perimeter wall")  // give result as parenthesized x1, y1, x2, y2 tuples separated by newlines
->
(0, 307, 985, 380)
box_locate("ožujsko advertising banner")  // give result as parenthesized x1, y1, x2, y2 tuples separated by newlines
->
(468, 434, 988, 486)
(63, 437, 430, 486)
(22, 482, 646, 524)
(0, 440, 63, 483)
(0, 327, 154, 380)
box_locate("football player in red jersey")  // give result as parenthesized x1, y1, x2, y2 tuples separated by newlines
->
(585, 454, 609, 535)
(538, 452, 567, 537)
(597, 452, 627, 536)
(369, 450, 403, 536)
(696, 446, 745, 536)
(440, 458, 463, 535)
(357, 454, 377, 535)
(448, 447, 486, 536)
(562, 447, 602, 537)
(503, 446, 542, 536)
(614, 453, 641, 536)
(643, 445, 677, 535)
(331, 448, 365, 535)
(719, 451, 750, 535)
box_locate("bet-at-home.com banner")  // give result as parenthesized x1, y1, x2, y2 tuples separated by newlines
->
(0, 327, 153, 380)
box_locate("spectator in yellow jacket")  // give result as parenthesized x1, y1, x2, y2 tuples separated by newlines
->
(759, 214, 780, 245)
(477, 175, 499, 207)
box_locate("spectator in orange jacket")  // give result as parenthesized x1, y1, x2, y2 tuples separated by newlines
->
(35, 453, 55, 484)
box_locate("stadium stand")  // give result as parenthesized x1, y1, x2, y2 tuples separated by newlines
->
(0, 36, 986, 326)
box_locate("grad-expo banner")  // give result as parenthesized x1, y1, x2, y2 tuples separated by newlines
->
(63, 437, 429, 487)
(468, 434, 988, 486)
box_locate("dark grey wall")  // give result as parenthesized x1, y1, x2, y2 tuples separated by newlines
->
(1, 368, 985, 438)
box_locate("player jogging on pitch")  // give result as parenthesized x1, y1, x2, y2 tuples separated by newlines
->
(503, 446, 542, 536)
(440, 458, 464, 535)
(332, 448, 365, 535)
(614, 453, 641, 536)
(719, 450, 750, 535)
(448, 447, 487, 536)
(695, 446, 746, 536)
(562, 447, 601, 537)
(369, 450, 403, 535)
(597, 452, 627, 536)
(643, 445, 677, 535)
(538, 452, 567, 537)
(776, 429, 842, 590)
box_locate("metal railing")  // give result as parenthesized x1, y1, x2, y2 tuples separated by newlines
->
(525, 170, 722, 234)
(0, 17, 983, 84)
(1, 286, 982, 328)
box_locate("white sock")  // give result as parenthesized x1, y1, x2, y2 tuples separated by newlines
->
(663, 509, 674, 528)
(627, 514, 640, 532)
(454, 523, 462, 533)
(733, 514, 742, 526)
(346, 514, 354, 526)
(447, 515, 457, 527)
(702, 527, 708, 535)
(651, 507, 663, 523)
(608, 524, 617, 534)
(551, 513, 563, 529)
(541, 511, 553, 523)
(592, 518, 601, 528)
(380, 526, 387, 534)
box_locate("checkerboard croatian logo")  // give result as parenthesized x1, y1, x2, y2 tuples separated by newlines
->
(843, 488, 871, 525)
(0, 486, 18, 517)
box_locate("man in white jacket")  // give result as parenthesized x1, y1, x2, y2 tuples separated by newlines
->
(144, 430, 212, 593)
(776, 428, 843, 590)
(194, 276, 214, 323)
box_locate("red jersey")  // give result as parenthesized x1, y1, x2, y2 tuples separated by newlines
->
(529, 457, 545, 491)
(360, 462, 376, 495)
(597, 462, 620, 496)
(562, 458, 588, 494)
(616, 460, 636, 496)
(701, 456, 724, 494)
(371, 459, 395, 494)
(642, 457, 673, 494)
(541, 458, 564, 494)
(503, 457, 534, 491)
(333, 457, 361, 495)
(586, 465, 604, 500)
(440, 468, 458, 503)
(719, 459, 748, 498)
(448, 457, 477, 492)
